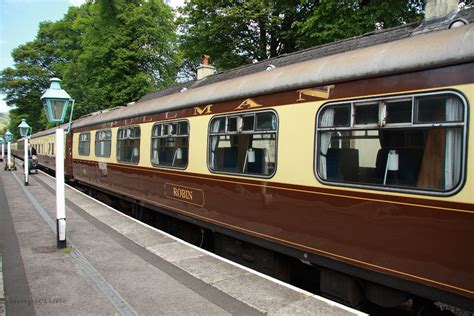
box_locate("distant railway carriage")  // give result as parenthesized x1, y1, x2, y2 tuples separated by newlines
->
(13, 13, 474, 312)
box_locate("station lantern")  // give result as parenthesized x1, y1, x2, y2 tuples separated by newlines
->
(18, 119, 32, 137)
(4, 129, 13, 143)
(40, 78, 73, 123)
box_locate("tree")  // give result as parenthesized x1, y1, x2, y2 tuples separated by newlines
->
(178, 0, 311, 72)
(1, 0, 180, 136)
(295, 0, 424, 49)
(63, 0, 180, 117)
(0, 5, 87, 138)
(177, 0, 424, 78)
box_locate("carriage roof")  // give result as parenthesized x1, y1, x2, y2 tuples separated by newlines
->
(56, 9, 474, 130)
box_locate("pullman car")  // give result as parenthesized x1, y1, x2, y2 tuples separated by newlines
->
(14, 15, 474, 312)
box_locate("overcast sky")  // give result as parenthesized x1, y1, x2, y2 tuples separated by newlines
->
(0, 0, 184, 113)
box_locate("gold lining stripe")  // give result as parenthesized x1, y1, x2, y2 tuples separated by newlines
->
(75, 174, 474, 296)
(74, 159, 474, 215)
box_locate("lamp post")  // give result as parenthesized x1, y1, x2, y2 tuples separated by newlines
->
(4, 130, 13, 171)
(40, 78, 75, 249)
(0, 137, 4, 162)
(18, 119, 32, 186)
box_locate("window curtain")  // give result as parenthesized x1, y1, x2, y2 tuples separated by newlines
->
(271, 115, 277, 130)
(444, 97, 463, 190)
(210, 120, 221, 169)
(319, 109, 335, 179)
(152, 139, 159, 164)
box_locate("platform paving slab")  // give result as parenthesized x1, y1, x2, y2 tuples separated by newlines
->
(1, 163, 365, 316)
(173, 255, 251, 285)
(2, 172, 118, 316)
(0, 255, 4, 316)
(2, 170, 242, 315)
(269, 296, 360, 316)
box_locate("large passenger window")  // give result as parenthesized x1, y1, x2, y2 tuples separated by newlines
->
(316, 92, 466, 194)
(78, 132, 90, 156)
(117, 126, 140, 164)
(95, 129, 112, 158)
(151, 120, 189, 168)
(209, 110, 277, 177)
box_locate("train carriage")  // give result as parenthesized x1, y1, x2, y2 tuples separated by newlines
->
(19, 12, 474, 313)
(26, 125, 69, 172)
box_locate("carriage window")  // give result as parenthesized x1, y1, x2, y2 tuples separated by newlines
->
(117, 126, 140, 164)
(316, 93, 465, 194)
(78, 133, 90, 156)
(95, 129, 112, 158)
(209, 110, 277, 177)
(355, 103, 378, 125)
(151, 120, 188, 168)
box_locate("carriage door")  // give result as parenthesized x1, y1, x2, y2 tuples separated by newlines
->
(65, 131, 74, 176)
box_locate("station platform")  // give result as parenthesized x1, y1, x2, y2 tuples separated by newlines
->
(0, 158, 365, 316)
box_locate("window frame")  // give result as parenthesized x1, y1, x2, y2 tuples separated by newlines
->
(116, 125, 141, 164)
(78, 132, 90, 156)
(314, 90, 468, 196)
(94, 129, 112, 158)
(150, 119, 190, 170)
(207, 109, 279, 179)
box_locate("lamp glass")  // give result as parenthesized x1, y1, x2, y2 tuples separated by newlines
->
(5, 130, 13, 142)
(51, 99, 69, 122)
(18, 119, 31, 137)
(19, 128, 28, 137)
(42, 100, 52, 122)
(0, 137, 4, 144)
(40, 78, 72, 124)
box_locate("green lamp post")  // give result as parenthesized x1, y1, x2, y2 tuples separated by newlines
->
(40, 78, 75, 249)
(18, 119, 32, 185)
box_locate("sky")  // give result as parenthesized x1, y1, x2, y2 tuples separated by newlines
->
(0, 0, 184, 113)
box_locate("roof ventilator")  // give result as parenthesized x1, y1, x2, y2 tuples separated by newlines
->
(265, 64, 276, 71)
(449, 18, 468, 28)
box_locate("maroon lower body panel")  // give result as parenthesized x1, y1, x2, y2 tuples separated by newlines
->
(37, 154, 56, 171)
(72, 159, 474, 301)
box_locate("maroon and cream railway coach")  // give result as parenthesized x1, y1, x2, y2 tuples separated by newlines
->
(20, 18, 474, 311)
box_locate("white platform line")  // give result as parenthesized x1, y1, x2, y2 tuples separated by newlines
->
(38, 170, 366, 315)
(11, 171, 138, 316)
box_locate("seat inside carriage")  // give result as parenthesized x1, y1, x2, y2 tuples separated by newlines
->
(325, 129, 428, 187)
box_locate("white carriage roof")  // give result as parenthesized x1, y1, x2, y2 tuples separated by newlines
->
(38, 8, 474, 132)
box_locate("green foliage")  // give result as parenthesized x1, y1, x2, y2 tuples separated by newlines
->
(0, 113, 9, 132)
(178, 0, 311, 72)
(295, 0, 424, 49)
(178, 0, 424, 77)
(1, 0, 179, 134)
(63, 0, 180, 117)
(1, 0, 426, 136)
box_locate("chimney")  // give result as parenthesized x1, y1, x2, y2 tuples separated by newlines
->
(197, 54, 216, 80)
(424, 0, 458, 21)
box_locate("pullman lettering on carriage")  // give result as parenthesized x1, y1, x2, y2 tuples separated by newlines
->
(164, 183, 205, 207)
